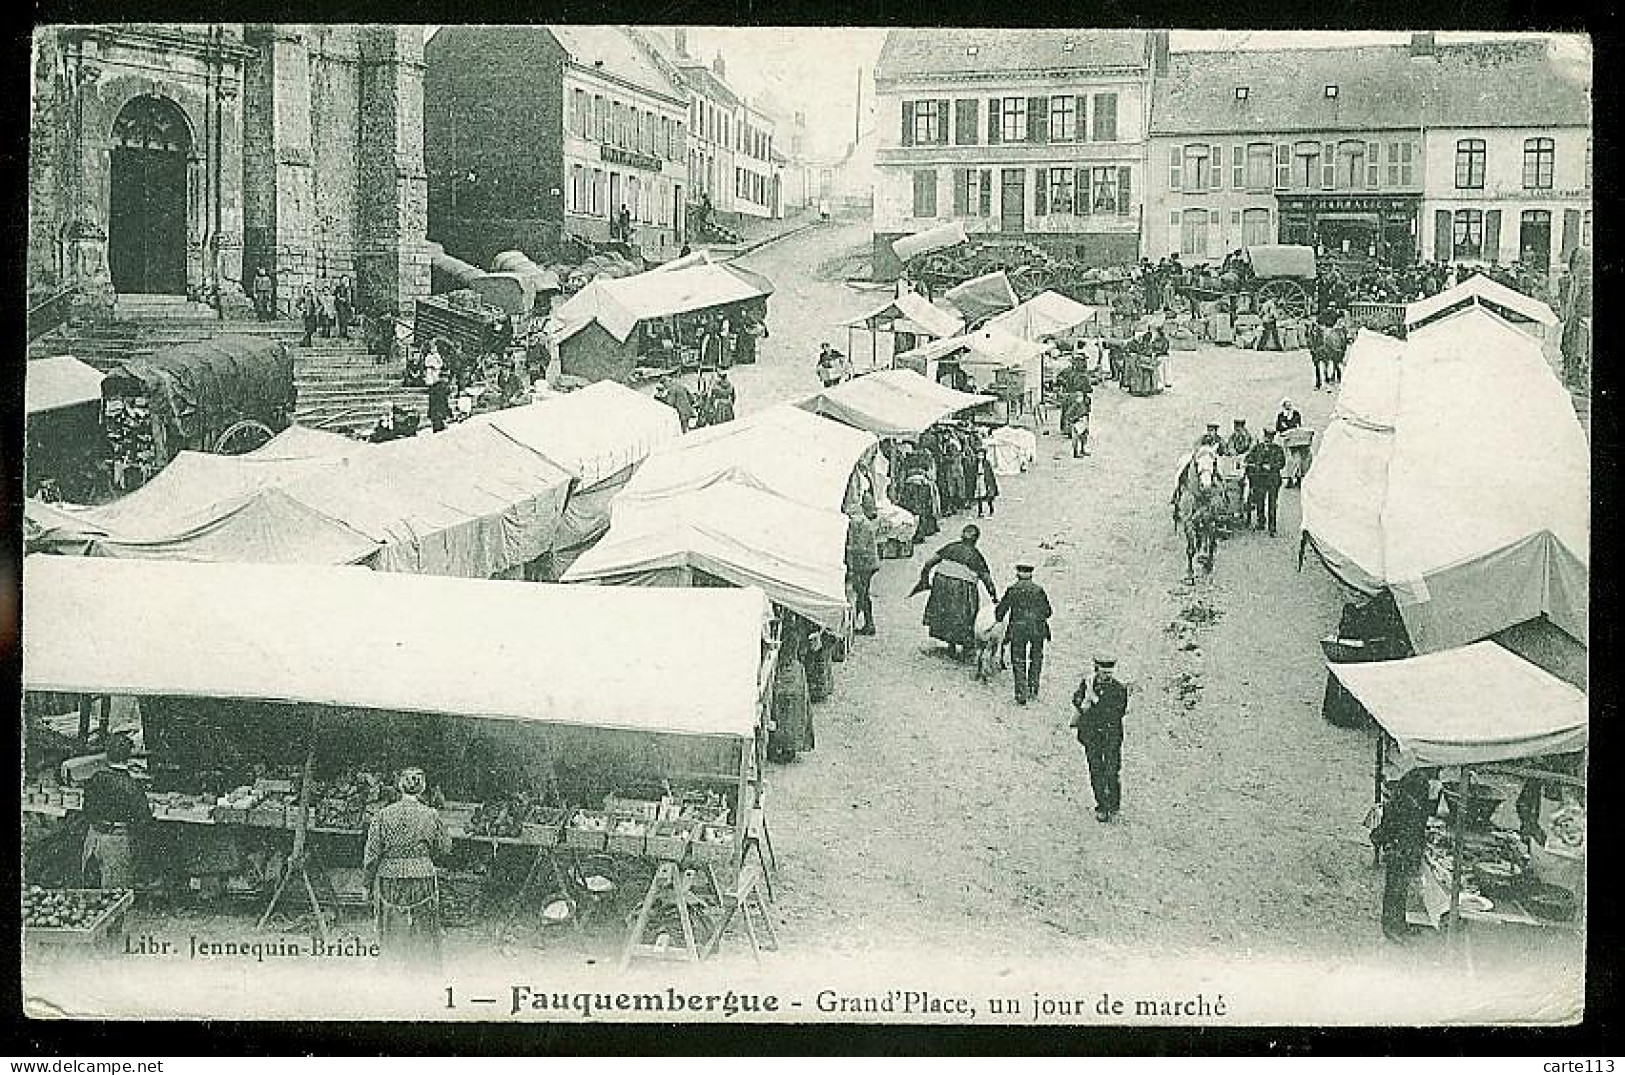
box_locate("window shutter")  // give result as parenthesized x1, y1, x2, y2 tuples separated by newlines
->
(1170, 146, 1183, 193)
(1483, 209, 1502, 262)
(956, 99, 980, 146)
(1029, 97, 1049, 143)
(1034, 169, 1047, 216)
(1075, 96, 1088, 141)
(1209, 210, 1221, 255)
(1366, 142, 1379, 188)
(935, 99, 950, 145)
(979, 170, 993, 216)
(1321, 143, 1335, 190)
(1560, 208, 1581, 258)
(1117, 167, 1131, 216)
(1276, 144, 1291, 189)
(1076, 167, 1091, 215)
(1209, 145, 1222, 189)
(1232, 145, 1244, 189)
(988, 99, 1002, 144)
(902, 101, 915, 146)
(1433, 209, 1453, 261)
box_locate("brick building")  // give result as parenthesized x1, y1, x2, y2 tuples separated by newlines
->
(424, 26, 688, 268)
(872, 29, 1156, 279)
(28, 23, 429, 319)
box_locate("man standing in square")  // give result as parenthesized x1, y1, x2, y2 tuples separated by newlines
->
(845, 502, 881, 636)
(1244, 427, 1287, 536)
(996, 563, 1053, 706)
(1072, 657, 1128, 822)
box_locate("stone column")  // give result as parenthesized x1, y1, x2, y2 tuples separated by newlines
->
(242, 24, 317, 307)
(357, 26, 430, 318)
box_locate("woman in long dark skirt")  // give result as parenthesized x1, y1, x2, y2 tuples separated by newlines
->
(768, 618, 815, 762)
(914, 524, 998, 660)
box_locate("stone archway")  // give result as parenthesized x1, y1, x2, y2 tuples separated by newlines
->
(107, 94, 193, 295)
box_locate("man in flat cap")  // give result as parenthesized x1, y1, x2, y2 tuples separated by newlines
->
(1071, 657, 1129, 822)
(995, 563, 1053, 706)
(1194, 421, 1225, 454)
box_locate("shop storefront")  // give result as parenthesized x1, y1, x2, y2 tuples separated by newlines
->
(1278, 194, 1422, 269)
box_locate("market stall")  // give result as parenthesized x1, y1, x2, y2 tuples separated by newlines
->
(795, 368, 992, 440)
(838, 290, 966, 373)
(1404, 273, 1558, 341)
(29, 419, 578, 580)
(1330, 642, 1587, 936)
(25, 356, 108, 501)
(943, 270, 1020, 325)
(465, 380, 682, 576)
(985, 290, 1106, 344)
(1301, 306, 1589, 655)
(23, 556, 776, 963)
(617, 403, 880, 517)
(563, 478, 852, 635)
(894, 327, 1047, 425)
(550, 262, 773, 385)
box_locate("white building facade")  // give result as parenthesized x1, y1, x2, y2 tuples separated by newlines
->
(872, 29, 1156, 278)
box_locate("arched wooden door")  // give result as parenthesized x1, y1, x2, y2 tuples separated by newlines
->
(108, 95, 192, 296)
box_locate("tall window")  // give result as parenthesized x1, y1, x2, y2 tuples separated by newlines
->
(1585, 136, 1592, 187)
(571, 164, 585, 211)
(1520, 209, 1553, 270)
(911, 100, 946, 145)
(1049, 97, 1076, 142)
(1455, 139, 1486, 189)
(1181, 208, 1210, 258)
(1001, 98, 1028, 142)
(1276, 144, 1291, 189)
(1337, 141, 1365, 189)
(1245, 143, 1273, 191)
(1583, 209, 1592, 248)
(1523, 137, 1555, 189)
(1047, 168, 1075, 214)
(1452, 209, 1485, 259)
(1241, 207, 1272, 246)
(1366, 142, 1380, 188)
(593, 96, 606, 141)
(912, 169, 937, 217)
(590, 169, 603, 216)
(1183, 145, 1212, 192)
(1294, 142, 1321, 189)
(612, 103, 625, 148)
(1090, 167, 1121, 214)
(1091, 92, 1118, 140)
(1387, 142, 1415, 187)
(573, 89, 587, 136)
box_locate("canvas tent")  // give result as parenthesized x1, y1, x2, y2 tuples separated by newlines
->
(617, 403, 879, 515)
(1329, 642, 1586, 768)
(842, 291, 965, 340)
(986, 291, 1106, 342)
(943, 271, 1020, 323)
(1302, 308, 1588, 653)
(27, 356, 105, 416)
(36, 421, 576, 579)
(466, 381, 682, 566)
(796, 368, 991, 438)
(1405, 273, 1558, 336)
(895, 325, 1047, 409)
(891, 221, 968, 264)
(563, 479, 851, 633)
(24, 555, 767, 740)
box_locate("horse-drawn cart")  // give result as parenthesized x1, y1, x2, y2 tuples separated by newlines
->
(1180, 244, 1319, 320)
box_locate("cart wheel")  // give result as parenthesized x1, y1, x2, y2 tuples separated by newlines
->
(1258, 278, 1313, 320)
(213, 419, 275, 456)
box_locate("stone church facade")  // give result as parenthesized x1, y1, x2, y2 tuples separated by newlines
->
(29, 23, 430, 321)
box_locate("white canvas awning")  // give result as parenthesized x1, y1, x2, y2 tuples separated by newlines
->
(944, 271, 1020, 322)
(1405, 273, 1558, 333)
(1302, 309, 1588, 652)
(1330, 642, 1586, 767)
(841, 291, 965, 340)
(563, 479, 851, 632)
(24, 555, 767, 739)
(467, 380, 681, 488)
(550, 263, 772, 344)
(795, 368, 992, 437)
(891, 221, 968, 263)
(26, 356, 105, 416)
(986, 291, 1106, 342)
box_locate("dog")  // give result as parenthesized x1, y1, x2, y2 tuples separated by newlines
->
(973, 605, 1009, 683)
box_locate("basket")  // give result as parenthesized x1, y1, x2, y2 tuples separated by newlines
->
(565, 811, 609, 851)
(688, 824, 737, 865)
(648, 820, 699, 862)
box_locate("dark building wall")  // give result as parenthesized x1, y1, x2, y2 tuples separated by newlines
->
(425, 27, 566, 267)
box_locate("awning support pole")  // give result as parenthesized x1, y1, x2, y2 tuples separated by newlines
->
(258, 713, 330, 943)
(1447, 764, 1468, 941)
(1372, 731, 1385, 868)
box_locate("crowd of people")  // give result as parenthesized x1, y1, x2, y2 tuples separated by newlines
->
(654, 371, 737, 433)
(883, 421, 1000, 547)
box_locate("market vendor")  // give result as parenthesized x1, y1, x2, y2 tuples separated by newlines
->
(363, 767, 452, 970)
(1370, 767, 1438, 943)
(913, 523, 998, 662)
(81, 733, 151, 889)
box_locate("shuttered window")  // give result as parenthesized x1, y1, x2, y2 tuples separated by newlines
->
(1483, 209, 1502, 261)
(1075, 167, 1090, 215)
(912, 170, 937, 217)
(987, 98, 1002, 144)
(1232, 145, 1244, 189)
(1210, 144, 1223, 189)
(1434, 209, 1452, 261)
(1091, 92, 1118, 140)
(953, 169, 972, 215)
(1242, 208, 1272, 246)
(1276, 144, 1291, 189)
(1034, 169, 1047, 216)
(1028, 96, 1050, 143)
(1049, 96, 1076, 142)
(1002, 98, 1028, 142)
(1452, 209, 1484, 259)
(1246, 143, 1273, 191)
(954, 99, 980, 145)
(1365, 142, 1380, 188)
(1169, 145, 1183, 193)
(1117, 167, 1131, 216)
(1048, 168, 1075, 214)
(979, 170, 993, 216)
(1321, 142, 1336, 190)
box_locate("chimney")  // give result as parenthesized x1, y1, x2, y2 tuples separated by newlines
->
(673, 27, 688, 57)
(1150, 30, 1171, 76)
(713, 52, 725, 79)
(1409, 31, 1436, 57)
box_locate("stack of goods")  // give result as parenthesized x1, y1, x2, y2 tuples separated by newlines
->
(23, 776, 83, 813)
(311, 772, 386, 832)
(103, 397, 159, 488)
(215, 786, 263, 825)
(146, 790, 215, 823)
(566, 809, 610, 851)
(23, 886, 134, 942)
(467, 797, 527, 839)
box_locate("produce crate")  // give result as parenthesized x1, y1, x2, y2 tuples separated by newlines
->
(214, 804, 253, 825)
(23, 888, 134, 947)
(1278, 428, 1314, 450)
(648, 820, 699, 862)
(688, 824, 737, 865)
(521, 808, 566, 848)
(606, 819, 652, 858)
(565, 812, 609, 851)
(603, 795, 661, 821)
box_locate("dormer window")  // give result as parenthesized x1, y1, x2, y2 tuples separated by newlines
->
(1234, 86, 1249, 100)
(966, 45, 979, 57)
(1324, 85, 1339, 98)
(1062, 40, 1076, 52)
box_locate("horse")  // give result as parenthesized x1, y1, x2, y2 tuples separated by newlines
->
(1173, 447, 1222, 581)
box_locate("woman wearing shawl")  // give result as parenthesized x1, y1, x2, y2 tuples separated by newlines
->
(913, 524, 998, 661)
(1274, 398, 1308, 487)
